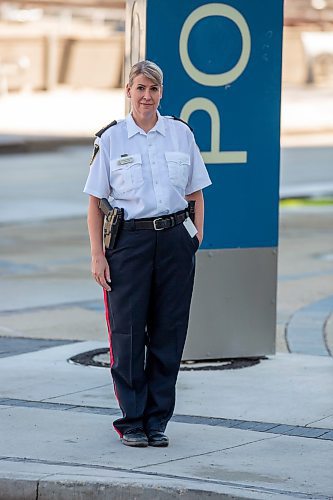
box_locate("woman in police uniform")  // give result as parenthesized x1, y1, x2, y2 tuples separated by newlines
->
(84, 60, 211, 448)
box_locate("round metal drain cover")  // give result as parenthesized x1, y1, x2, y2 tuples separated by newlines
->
(69, 348, 263, 370)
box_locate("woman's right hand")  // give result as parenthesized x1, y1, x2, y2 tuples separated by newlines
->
(91, 253, 111, 291)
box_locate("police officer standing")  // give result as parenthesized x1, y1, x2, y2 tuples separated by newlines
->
(84, 60, 211, 447)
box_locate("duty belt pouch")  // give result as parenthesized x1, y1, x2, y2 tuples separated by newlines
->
(188, 200, 196, 223)
(104, 207, 124, 249)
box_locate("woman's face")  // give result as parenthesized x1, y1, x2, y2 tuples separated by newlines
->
(126, 74, 162, 122)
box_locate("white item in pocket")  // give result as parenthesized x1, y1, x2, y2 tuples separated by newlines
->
(183, 217, 198, 238)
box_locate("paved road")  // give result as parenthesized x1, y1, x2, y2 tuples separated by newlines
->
(280, 145, 333, 197)
(0, 145, 90, 223)
(0, 144, 332, 224)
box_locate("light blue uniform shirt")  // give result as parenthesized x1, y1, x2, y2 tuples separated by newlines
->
(84, 111, 212, 220)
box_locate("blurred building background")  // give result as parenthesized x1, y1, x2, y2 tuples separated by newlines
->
(0, 0, 125, 94)
(284, 0, 333, 85)
(0, 0, 333, 94)
(0, 0, 332, 139)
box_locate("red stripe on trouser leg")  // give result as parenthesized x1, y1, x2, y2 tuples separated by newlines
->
(103, 289, 123, 438)
(103, 288, 114, 366)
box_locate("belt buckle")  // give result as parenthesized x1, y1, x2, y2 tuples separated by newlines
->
(153, 217, 165, 231)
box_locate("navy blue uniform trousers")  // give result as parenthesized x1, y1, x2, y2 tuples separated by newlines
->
(104, 221, 199, 437)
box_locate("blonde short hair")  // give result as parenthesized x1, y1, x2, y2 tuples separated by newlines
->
(128, 60, 163, 87)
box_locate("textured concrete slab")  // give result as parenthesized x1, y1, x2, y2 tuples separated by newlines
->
(0, 459, 276, 500)
(0, 465, 292, 500)
(175, 353, 333, 426)
(0, 408, 261, 469)
(42, 384, 118, 408)
(0, 278, 100, 313)
(0, 478, 37, 500)
(36, 481, 254, 500)
(0, 337, 77, 358)
(308, 415, 333, 429)
(0, 341, 112, 402)
(0, 307, 106, 341)
(0, 412, 332, 499)
(2, 399, 332, 441)
(141, 428, 333, 498)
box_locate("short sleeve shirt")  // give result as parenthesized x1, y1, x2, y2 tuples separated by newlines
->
(83, 111, 212, 220)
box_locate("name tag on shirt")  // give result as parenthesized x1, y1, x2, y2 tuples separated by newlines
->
(183, 217, 198, 237)
(118, 156, 134, 166)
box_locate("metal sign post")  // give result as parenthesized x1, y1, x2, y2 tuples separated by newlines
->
(126, 0, 284, 359)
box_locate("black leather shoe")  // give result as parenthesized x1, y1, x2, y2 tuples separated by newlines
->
(122, 428, 148, 447)
(147, 431, 169, 447)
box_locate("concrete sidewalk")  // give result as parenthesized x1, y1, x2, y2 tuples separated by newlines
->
(0, 341, 332, 499)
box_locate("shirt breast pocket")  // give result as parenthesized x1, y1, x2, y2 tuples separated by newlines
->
(110, 153, 144, 194)
(165, 152, 190, 190)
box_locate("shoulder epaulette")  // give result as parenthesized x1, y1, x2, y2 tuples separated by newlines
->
(95, 120, 117, 138)
(169, 115, 193, 132)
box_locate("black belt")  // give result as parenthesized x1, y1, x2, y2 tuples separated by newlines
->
(123, 209, 189, 231)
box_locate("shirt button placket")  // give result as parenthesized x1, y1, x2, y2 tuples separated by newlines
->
(148, 135, 163, 208)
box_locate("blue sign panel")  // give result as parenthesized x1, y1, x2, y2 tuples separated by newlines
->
(146, 1, 284, 250)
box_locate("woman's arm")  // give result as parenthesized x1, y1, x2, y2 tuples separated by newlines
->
(185, 189, 204, 244)
(87, 195, 111, 291)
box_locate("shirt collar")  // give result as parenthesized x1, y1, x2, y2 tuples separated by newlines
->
(126, 110, 166, 138)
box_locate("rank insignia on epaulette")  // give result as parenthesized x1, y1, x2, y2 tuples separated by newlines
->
(170, 115, 193, 132)
(90, 143, 100, 166)
(95, 120, 117, 138)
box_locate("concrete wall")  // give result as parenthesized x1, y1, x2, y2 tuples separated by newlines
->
(282, 27, 308, 84)
(282, 25, 333, 85)
(0, 34, 124, 91)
